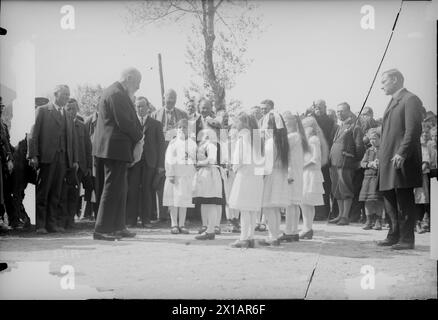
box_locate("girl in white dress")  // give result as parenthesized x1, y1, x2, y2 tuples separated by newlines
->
(259, 111, 290, 246)
(221, 124, 241, 233)
(163, 119, 197, 234)
(279, 112, 309, 242)
(299, 117, 329, 239)
(228, 112, 264, 248)
(193, 117, 226, 240)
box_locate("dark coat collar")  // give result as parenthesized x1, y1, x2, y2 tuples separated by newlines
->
(383, 88, 407, 121)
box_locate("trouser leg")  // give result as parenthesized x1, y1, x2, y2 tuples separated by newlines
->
(94, 159, 128, 233)
(395, 188, 416, 244)
(382, 189, 399, 243)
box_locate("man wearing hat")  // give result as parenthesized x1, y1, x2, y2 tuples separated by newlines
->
(28, 86, 79, 234)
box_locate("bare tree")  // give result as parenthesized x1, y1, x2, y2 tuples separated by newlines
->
(124, 0, 263, 112)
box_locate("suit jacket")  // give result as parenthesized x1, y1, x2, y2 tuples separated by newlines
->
(152, 107, 188, 142)
(0, 120, 13, 164)
(142, 116, 165, 169)
(329, 116, 365, 169)
(378, 88, 423, 191)
(92, 82, 143, 162)
(84, 112, 98, 141)
(74, 117, 92, 173)
(28, 103, 78, 167)
(315, 113, 336, 149)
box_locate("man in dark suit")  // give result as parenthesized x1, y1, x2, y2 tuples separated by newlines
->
(0, 96, 15, 229)
(311, 99, 337, 220)
(28, 85, 79, 234)
(329, 102, 365, 226)
(83, 110, 99, 220)
(126, 97, 165, 227)
(152, 89, 187, 221)
(377, 69, 423, 250)
(59, 99, 92, 229)
(93, 68, 144, 241)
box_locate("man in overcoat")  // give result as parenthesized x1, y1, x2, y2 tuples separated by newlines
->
(92, 68, 144, 240)
(377, 69, 423, 250)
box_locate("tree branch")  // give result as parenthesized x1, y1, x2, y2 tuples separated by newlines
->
(216, 11, 238, 43)
(170, 1, 198, 14)
(183, 0, 204, 26)
(215, 0, 225, 10)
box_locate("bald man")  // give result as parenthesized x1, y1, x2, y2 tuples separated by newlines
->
(28, 85, 79, 234)
(92, 68, 144, 240)
(152, 88, 187, 221)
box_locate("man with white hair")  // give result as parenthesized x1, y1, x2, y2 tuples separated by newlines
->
(28, 85, 79, 234)
(377, 68, 423, 250)
(92, 67, 144, 240)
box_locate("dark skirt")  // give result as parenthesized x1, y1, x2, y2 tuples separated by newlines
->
(359, 174, 382, 201)
(193, 174, 226, 206)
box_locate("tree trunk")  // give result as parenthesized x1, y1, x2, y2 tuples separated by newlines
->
(202, 0, 225, 111)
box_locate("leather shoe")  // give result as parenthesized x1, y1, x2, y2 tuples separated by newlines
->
(195, 232, 215, 240)
(391, 242, 414, 250)
(278, 233, 299, 242)
(93, 232, 119, 241)
(179, 227, 190, 234)
(258, 239, 280, 246)
(198, 226, 207, 234)
(329, 216, 341, 224)
(376, 238, 398, 246)
(336, 217, 349, 225)
(36, 228, 48, 234)
(230, 239, 250, 248)
(48, 226, 65, 233)
(114, 229, 136, 238)
(299, 229, 313, 240)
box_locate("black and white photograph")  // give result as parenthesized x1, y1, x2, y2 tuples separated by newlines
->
(0, 0, 437, 305)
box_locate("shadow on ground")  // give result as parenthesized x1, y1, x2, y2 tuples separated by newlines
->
(1, 220, 428, 261)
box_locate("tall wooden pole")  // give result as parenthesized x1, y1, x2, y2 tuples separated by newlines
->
(158, 53, 165, 107)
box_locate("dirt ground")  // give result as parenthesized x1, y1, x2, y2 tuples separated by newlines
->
(0, 219, 436, 300)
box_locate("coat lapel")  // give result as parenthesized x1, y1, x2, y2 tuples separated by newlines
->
(48, 103, 62, 127)
(143, 116, 151, 133)
(333, 117, 353, 143)
(383, 89, 406, 122)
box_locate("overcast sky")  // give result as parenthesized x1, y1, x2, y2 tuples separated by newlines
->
(1, 1, 436, 127)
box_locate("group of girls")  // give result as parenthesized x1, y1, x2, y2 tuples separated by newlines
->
(162, 101, 329, 247)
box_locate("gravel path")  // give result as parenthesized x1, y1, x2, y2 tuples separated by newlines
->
(0, 220, 436, 299)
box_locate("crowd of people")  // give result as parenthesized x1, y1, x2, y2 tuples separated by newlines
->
(0, 67, 436, 251)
